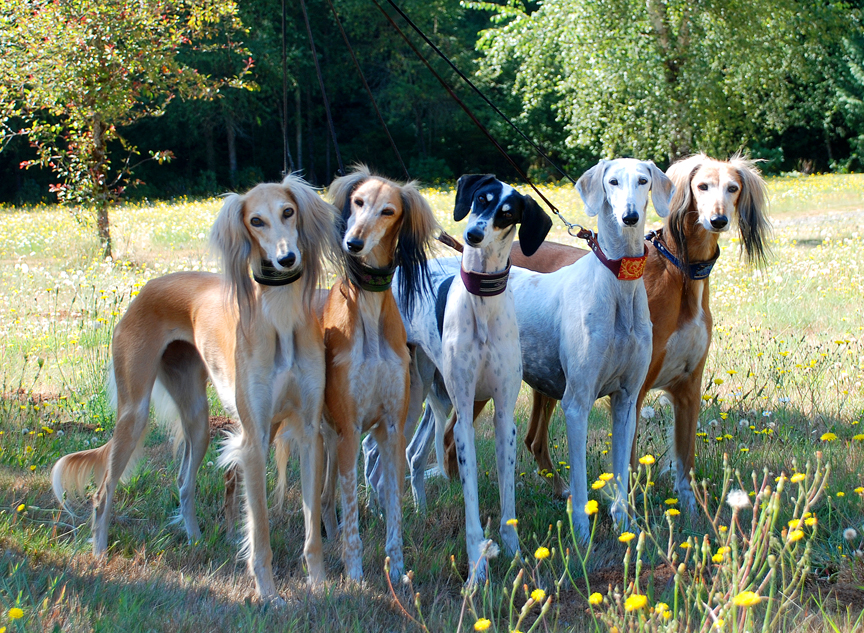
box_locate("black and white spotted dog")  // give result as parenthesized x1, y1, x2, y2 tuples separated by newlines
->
(364, 175, 551, 580)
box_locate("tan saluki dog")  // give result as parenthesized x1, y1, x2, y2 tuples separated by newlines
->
(51, 176, 339, 601)
(443, 155, 769, 508)
(320, 165, 437, 582)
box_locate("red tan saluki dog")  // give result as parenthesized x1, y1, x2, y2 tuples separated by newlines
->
(441, 154, 769, 509)
(51, 176, 339, 601)
(320, 166, 438, 581)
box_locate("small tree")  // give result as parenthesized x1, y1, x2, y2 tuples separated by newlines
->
(0, 0, 252, 257)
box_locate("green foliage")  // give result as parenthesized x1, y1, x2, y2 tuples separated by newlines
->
(471, 0, 857, 164)
(0, 0, 252, 253)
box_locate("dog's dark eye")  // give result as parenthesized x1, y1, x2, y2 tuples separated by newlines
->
(609, 179, 619, 186)
(477, 195, 486, 206)
(638, 177, 648, 185)
(697, 183, 709, 191)
(250, 217, 264, 227)
(283, 207, 294, 219)
(727, 185, 739, 193)
(381, 208, 395, 217)
(354, 198, 364, 208)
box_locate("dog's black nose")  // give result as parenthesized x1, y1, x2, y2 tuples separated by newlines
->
(710, 215, 728, 229)
(465, 227, 485, 245)
(622, 210, 639, 226)
(346, 237, 365, 253)
(278, 253, 296, 268)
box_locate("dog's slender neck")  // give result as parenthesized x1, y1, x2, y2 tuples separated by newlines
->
(460, 227, 514, 275)
(597, 204, 646, 262)
(676, 208, 722, 263)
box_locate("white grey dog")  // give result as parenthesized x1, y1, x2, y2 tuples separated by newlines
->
(508, 158, 673, 537)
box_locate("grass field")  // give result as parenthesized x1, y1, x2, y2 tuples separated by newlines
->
(1, 173, 864, 631)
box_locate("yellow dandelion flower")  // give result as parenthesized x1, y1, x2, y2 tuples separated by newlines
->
(788, 529, 805, 543)
(791, 473, 806, 483)
(712, 553, 724, 563)
(732, 591, 761, 607)
(855, 487, 864, 494)
(664, 498, 678, 505)
(821, 432, 838, 441)
(655, 602, 669, 614)
(837, 491, 845, 497)
(713, 378, 724, 385)
(805, 517, 817, 527)
(16, 504, 25, 513)
(474, 618, 491, 631)
(667, 509, 680, 517)
(8, 607, 23, 620)
(506, 518, 518, 526)
(588, 592, 603, 605)
(531, 588, 546, 602)
(854, 434, 864, 441)
(639, 454, 655, 465)
(534, 547, 550, 560)
(624, 594, 648, 611)
(715, 619, 725, 629)
(680, 542, 691, 549)
(599, 472, 614, 481)
(29, 465, 36, 472)
(619, 532, 636, 543)
(591, 480, 606, 490)
(719, 525, 727, 532)
(585, 500, 599, 515)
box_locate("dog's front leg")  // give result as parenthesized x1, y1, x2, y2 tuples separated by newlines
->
(609, 389, 639, 531)
(373, 413, 406, 581)
(561, 386, 594, 540)
(239, 425, 278, 599)
(492, 400, 519, 557)
(298, 418, 326, 585)
(336, 427, 363, 581)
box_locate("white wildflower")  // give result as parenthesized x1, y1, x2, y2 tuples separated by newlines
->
(640, 406, 656, 420)
(479, 539, 499, 560)
(658, 395, 671, 407)
(844, 528, 858, 542)
(739, 419, 749, 427)
(727, 489, 751, 510)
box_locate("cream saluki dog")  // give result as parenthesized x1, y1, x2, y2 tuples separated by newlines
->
(320, 166, 438, 582)
(508, 154, 769, 508)
(51, 176, 338, 600)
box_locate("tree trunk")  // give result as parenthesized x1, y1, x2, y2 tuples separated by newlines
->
(92, 114, 111, 258)
(306, 87, 316, 185)
(295, 85, 303, 173)
(225, 110, 237, 188)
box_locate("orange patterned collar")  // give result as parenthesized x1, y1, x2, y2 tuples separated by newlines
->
(575, 228, 648, 281)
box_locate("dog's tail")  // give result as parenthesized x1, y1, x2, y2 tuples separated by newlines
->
(52, 364, 179, 517)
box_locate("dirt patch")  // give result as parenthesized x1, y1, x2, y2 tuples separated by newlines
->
(2, 389, 64, 405)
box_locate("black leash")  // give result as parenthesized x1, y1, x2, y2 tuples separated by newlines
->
(371, 0, 585, 238)
(280, 0, 294, 175)
(383, 0, 576, 186)
(325, 0, 410, 181)
(299, 0, 345, 177)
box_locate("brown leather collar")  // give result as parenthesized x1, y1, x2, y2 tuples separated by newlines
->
(575, 227, 648, 281)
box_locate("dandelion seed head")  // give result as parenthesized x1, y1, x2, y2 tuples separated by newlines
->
(727, 489, 751, 510)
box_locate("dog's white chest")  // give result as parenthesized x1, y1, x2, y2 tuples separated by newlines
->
(655, 312, 709, 388)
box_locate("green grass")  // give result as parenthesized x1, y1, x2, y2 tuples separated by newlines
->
(0, 173, 864, 631)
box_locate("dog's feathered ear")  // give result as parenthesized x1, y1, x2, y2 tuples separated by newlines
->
(517, 195, 553, 257)
(731, 156, 771, 266)
(210, 192, 254, 323)
(576, 160, 607, 217)
(397, 182, 440, 317)
(648, 161, 675, 218)
(454, 174, 496, 221)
